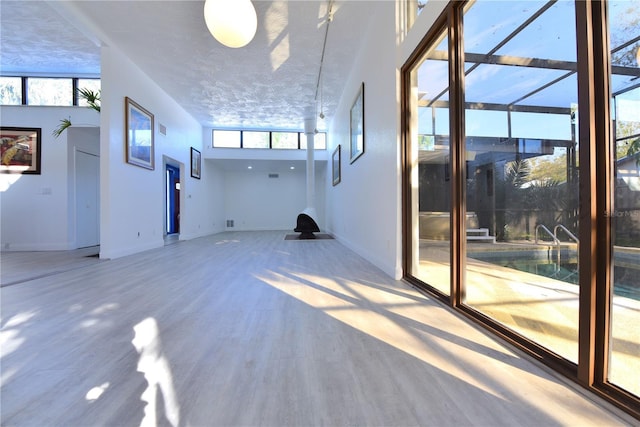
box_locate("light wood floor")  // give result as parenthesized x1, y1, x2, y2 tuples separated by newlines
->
(418, 241, 640, 398)
(0, 231, 634, 426)
(1, 246, 100, 287)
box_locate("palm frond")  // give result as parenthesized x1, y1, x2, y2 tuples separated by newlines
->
(52, 88, 101, 138)
(77, 88, 101, 112)
(626, 137, 640, 166)
(52, 118, 73, 138)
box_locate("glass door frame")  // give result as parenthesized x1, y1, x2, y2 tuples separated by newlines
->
(401, 0, 639, 419)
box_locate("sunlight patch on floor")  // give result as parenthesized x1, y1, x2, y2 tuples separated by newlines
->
(132, 317, 180, 427)
(255, 269, 517, 402)
(85, 382, 110, 401)
(1, 311, 35, 364)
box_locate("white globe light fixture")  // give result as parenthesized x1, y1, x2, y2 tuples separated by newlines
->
(204, 0, 257, 48)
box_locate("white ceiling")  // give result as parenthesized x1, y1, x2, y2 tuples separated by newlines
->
(0, 0, 378, 131)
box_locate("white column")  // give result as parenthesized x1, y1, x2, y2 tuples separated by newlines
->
(303, 114, 317, 220)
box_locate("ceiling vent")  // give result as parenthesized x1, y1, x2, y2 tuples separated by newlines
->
(268, 173, 279, 178)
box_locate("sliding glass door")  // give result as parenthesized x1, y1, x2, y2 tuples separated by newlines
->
(402, 0, 639, 417)
(462, 0, 580, 364)
(405, 27, 452, 297)
(608, 0, 640, 399)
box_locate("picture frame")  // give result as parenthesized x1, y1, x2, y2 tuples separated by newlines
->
(349, 82, 365, 163)
(191, 147, 201, 179)
(125, 97, 155, 170)
(0, 127, 42, 175)
(332, 144, 341, 186)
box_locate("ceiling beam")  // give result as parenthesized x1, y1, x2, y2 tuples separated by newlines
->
(427, 50, 639, 77)
(420, 100, 571, 115)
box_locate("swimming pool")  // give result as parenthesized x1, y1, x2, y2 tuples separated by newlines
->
(469, 248, 640, 301)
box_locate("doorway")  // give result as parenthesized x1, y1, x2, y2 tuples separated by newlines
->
(165, 164, 180, 236)
(75, 150, 100, 248)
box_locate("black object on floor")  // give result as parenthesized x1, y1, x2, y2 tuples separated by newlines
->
(285, 233, 333, 240)
(294, 213, 320, 239)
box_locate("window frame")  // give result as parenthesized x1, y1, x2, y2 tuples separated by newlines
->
(211, 129, 327, 150)
(0, 76, 100, 107)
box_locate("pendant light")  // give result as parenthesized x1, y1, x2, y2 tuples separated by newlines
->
(204, 0, 257, 48)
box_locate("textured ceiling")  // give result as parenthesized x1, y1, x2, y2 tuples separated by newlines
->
(0, 0, 378, 131)
(0, 1, 100, 75)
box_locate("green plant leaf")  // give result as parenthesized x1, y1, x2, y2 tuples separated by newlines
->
(77, 87, 101, 112)
(53, 88, 101, 138)
(52, 118, 72, 138)
(626, 137, 640, 166)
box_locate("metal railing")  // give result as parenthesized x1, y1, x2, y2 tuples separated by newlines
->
(536, 223, 579, 275)
(554, 224, 579, 244)
(535, 224, 560, 245)
(535, 224, 579, 245)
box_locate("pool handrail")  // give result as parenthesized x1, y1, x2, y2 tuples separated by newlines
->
(535, 224, 560, 245)
(554, 224, 579, 244)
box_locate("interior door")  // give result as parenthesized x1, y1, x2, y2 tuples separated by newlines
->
(166, 164, 180, 235)
(76, 150, 100, 248)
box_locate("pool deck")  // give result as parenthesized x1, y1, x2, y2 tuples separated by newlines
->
(418, 239, 639, 397)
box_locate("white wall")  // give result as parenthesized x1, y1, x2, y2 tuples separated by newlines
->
(223, 165, 326, 231)
(204, 139, 330, 232)
(99, 45, 222, 259)
(325, 1, 402, 279)
(0, 106, 99, 250)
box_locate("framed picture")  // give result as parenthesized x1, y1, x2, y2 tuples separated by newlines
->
(125, 97, 154, 170)
(332, 144, 341, 186)
(0, 127, 42, 174)
(191, 147, 201, 179)
(349, 82, 365, 163)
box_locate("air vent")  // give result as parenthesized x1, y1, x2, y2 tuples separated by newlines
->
(268, 173, 279, 178)
(226, 220, 234, 227)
